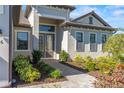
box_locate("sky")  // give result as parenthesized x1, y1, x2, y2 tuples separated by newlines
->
(22, 5, 124, 33)
(70, 5, 124, 29)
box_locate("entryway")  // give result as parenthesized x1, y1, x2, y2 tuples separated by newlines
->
(43, 59, 96, 88)
(39, 33, 54, 58)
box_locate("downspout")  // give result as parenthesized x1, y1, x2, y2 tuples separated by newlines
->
(9, 5, 13, 85)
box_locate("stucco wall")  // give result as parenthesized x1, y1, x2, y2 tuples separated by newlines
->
(0, 5, 9, 83)
(28, 7, 39, 50)
(67, 27, 112, 59)
(13, 27, 32, 58)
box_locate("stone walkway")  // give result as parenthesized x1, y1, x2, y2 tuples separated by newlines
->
(24, 59, 96, 88)
(42, 59, 96, 88)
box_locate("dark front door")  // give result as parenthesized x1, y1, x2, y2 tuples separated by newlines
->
(39, 34, 54, 58)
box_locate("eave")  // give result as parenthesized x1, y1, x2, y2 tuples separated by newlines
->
(62, 22, 117, 31)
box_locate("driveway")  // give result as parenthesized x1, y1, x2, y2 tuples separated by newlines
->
(42, 59, 96, 88)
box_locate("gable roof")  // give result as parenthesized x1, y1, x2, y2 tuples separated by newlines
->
(72, 11, 111, 27)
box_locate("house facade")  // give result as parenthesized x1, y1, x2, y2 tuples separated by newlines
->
(0, 5, 116, 87)
(24, 5, 115, 59)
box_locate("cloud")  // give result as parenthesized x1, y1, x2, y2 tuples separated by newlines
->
(113, 10, 124, 16)
(80, 6, 97, 13)
(70, 6, 102, 19)
(104, 5, 124, 16)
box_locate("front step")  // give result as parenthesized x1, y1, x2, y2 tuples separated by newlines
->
(42, 59, 59, 63)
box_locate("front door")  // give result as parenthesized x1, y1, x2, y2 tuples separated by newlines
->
(39, 34, 54, 58)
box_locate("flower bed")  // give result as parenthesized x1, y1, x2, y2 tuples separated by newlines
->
(12, 51, 67, 88)
(60, 54, 124, 88)
(13, 60, 67, 87)
(13, 72, 66, 88)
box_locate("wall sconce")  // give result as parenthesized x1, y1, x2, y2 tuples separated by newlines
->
(0, 29, 2, 36)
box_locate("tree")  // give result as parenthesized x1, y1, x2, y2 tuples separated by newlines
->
(104, 34, 124, 59)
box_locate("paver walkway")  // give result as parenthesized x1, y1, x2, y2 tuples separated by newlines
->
(42, 59, 96, 88)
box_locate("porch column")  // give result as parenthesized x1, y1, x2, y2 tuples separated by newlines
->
(33, 10, 39, 50)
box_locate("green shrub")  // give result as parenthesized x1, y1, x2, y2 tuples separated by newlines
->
(42, 64, 55, 74)
(95, 56, 108, 63)
(49, 70, 62, 79)
(97, 61, 117, 75)
(118, 54, 124, 62)
(13, 55, 41, 83)
(59, 50, 69, 62)
(82, 56, 96, 71)
(14, 55, 30, 72)
(85, 61, 96, 71)
(20, 67, 40, 83)
(73, 54, 84, 63)
(32, 50, 42, 64)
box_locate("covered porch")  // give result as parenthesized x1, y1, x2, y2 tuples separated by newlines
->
(33, 16, 64, 59)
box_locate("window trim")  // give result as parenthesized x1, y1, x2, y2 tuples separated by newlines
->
(15, 30, 30, 51)
(89, 32, 97, 44)
(39, 23, 56, 33)
(101, 33, 108, 44)
(75, 31, 84, 52)
(89, 16, 93, 24)
(0, 5, 4, 15)
(101, 33, 108, 51)
(89, 32, 97, 52)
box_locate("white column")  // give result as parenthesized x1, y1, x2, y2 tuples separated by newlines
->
(33, 9, 39, 50)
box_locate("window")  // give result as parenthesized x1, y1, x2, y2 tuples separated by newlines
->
(102, 34, 107, 44)
(0, 5, 4, 14)
(89, 17, 93, 24)
(39, 25, 55, 32)
(102, 34, 107, 50)
(90, 33, 97, 52)
(90, 33, 96, 43)
(76, 32, 84, 52)
(17, 32, 29, 50)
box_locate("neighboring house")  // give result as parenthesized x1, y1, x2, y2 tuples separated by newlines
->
(0, 5, 12, 87)
(0, 5, 116, 87)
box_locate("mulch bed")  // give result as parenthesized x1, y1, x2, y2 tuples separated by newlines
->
(12, 72, 67, 88)
(60, 61, 101, 78)
(60, 61, 88, 73)
(88, 71, 102, 78)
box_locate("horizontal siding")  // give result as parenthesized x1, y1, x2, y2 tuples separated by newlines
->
(68, 28, 112, 59)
